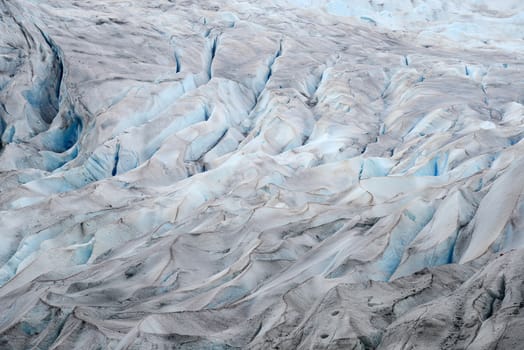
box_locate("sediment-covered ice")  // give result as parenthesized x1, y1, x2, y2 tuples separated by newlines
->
(0, 0, 523, 348)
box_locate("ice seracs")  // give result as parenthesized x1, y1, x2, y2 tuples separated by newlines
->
(0, 0, 523, 348)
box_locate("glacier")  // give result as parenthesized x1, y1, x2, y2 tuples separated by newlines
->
(0, 0, 523, 348)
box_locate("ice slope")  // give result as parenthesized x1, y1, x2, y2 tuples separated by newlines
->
(285, 0, 524, 52)
(0, 0, 523, 348)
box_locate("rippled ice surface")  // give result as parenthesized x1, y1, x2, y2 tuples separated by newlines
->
(0, 0, 523, 348)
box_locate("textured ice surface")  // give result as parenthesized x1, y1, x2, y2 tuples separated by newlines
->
(0, 0, 523, 348)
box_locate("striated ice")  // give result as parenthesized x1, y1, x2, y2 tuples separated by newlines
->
(0, 0, 523, 348)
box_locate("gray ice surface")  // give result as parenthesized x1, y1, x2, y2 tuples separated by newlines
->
(0, 0, 523, 348)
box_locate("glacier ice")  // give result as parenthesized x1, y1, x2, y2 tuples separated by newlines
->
(0, 0, 523, 348)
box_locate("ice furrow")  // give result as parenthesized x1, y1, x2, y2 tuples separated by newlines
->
(263, 38, 283, 91)
(207, 35, 218, 79)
